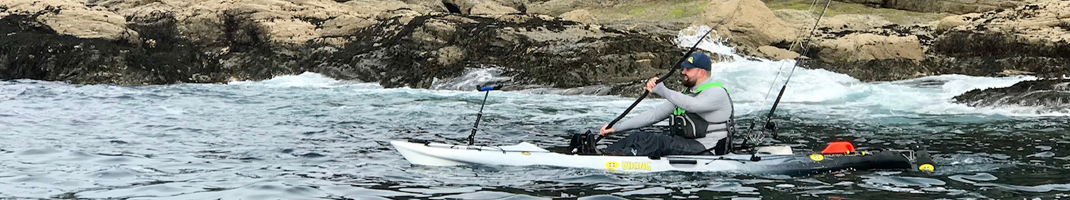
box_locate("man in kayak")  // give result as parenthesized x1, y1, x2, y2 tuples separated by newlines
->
(576, 52, 734, 157)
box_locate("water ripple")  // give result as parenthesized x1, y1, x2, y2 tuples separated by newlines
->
(1, 78, 1068, 199)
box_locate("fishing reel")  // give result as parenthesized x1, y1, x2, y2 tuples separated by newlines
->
(763, 121, 778, 140)
(739, 120, 778, 146)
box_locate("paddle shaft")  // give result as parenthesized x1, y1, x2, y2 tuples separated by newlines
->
(468, 85, 500, 145)
(595, 19, 727, 143)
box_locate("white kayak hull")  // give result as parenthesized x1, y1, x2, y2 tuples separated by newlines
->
(390, 141, 914, 174)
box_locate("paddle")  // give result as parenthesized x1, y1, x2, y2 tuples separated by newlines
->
(594, 18, 730, 143)
(467, 85, 501, 145)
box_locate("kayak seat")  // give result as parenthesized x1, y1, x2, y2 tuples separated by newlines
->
(712, 137, 730, 155)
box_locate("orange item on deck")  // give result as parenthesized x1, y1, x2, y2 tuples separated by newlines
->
(821, 141, 856, 154)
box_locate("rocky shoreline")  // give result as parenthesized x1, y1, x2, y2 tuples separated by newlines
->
(954, 79, 1070, 112)
(0, 0, 686, 96)
(1, 0, 1068, 109)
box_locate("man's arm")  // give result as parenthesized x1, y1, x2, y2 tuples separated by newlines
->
(651, 83, 723, 113)
(610, 101, 674, 132)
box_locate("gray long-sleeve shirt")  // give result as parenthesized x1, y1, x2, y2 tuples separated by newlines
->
(612, 77, 733, 148)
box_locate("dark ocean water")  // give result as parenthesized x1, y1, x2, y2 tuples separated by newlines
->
(1, 71, 1067, 199)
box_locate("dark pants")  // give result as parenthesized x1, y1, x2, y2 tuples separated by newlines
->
(603, 131, 708, 157)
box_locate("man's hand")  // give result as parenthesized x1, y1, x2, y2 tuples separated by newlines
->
(645, 77, 658, 92)
(599, 124, 615, 136)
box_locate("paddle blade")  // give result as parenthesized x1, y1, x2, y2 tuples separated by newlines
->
(478, 85, 502, 91)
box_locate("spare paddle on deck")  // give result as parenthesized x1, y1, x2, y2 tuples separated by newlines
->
(467, 85, 501, 145)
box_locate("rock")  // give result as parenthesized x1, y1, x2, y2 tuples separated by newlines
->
(87, 0, 428, 48)
(781, 1, 1067, 82)
(400, 0, 450, 13)
(772, 9, 815, 32)
(319, 15, 375, 44)
(489, 0, 529, 13)
(695, 0, 797, 52)
(794, 24, 938, 81)
(598, 19, 690, 37)
(3, 0, 137, 42)
(813, 33, 925, 64)
(822, 14, 894, 31)
(559, 9, 596, 24)
(412, 20, 457, 46)
(433, 46, 466, 66)
(512, 23, 607, 42)
(441, 0, 527, 15)
(0, 3, 683, 96)
(954, 79, 1070, 113)
(756, 46, 800, 60)
(0, 11, 227, 84)
(335, 14, 681, 95)
(837, 0, 883, 5)
(943, 1, 1070, 43)
(931, 1, 1070, 79)
(775, 10, 893, 32)
(525, 0, 580, 15)
(883, 0, 946, 13)
(999, 69, 1035, 76)
(470, 3, 520, 15)
(837, 0, 1043, 14)
(935, 13, 977, 33)
(3, 0, 1068, 100)
(260, 18, 318, 45)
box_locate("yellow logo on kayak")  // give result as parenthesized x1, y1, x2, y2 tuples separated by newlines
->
(622, 161, 651, 171)
(605, 161, 620, 169)
(605, 161, 652, 171)
(521, 152, 531, 156)
(809, 154, 824, 161)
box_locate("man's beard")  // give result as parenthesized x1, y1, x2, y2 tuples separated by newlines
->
(682, 76, 696, 87)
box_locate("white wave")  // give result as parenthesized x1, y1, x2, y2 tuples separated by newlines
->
(430, 67, 512, 91)
(227, 72, 372, 88)
(518, 85, 615, 96)
(675, 25, 1066, 117)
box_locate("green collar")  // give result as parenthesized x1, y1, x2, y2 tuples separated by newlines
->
(692, 81, 726, 94)
(675, 81, 729, 115)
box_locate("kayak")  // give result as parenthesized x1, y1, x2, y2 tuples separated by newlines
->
(390, 140, 921, 175)
(392, 85, 935, 175)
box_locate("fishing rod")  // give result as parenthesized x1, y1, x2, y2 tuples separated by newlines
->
(750, 0, 832, 144)
(747, 0, 935, 171)
(593, 17, 731, 143)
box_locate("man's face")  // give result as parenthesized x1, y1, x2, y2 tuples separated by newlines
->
(680, 67, 704, 87)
